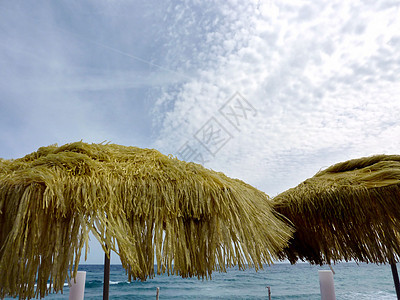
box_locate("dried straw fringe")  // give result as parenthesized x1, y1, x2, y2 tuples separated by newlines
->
(0, 141, 292, 299)
(273, 154, 400, 265)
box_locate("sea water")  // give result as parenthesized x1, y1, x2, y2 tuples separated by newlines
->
(6, 262, 397, 299)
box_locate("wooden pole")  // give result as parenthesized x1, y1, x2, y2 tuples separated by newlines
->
(156, 287, 160, 300)
(266, 286, 271, 300)
(103, 249, 110, 300)
(390, 262, 400, 300)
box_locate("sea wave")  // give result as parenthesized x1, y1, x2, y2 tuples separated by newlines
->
(340, 290, 395, 300)
(84, 280, 132, 288)
(13, 263, 399, 299)
(34, 283, 69, 288)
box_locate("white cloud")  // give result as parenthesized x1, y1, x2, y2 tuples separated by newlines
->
(152, 0, 400, 195)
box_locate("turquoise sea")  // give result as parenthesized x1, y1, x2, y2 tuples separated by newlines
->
(7, 263, 398, 299)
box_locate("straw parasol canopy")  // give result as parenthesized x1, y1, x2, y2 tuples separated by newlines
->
(272, 154, 400, 265)
(272, 154, 400, 298)
(0, 141, 292, 299)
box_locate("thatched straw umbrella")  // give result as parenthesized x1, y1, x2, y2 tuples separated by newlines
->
(0, 141, 292, 299)
(272, 154, 400, 299)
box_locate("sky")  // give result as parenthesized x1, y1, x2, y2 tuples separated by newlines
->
(1, 0, 400, 264)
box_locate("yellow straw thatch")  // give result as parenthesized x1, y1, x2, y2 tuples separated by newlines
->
(0, 141, 292, 299)
(272, 154, 400, 265)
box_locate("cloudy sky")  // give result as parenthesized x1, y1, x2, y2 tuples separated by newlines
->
(1, 0, 400, 263)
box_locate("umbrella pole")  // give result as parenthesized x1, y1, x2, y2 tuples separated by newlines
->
(103, 249, 110, 300)
(391, 262, 400, 300)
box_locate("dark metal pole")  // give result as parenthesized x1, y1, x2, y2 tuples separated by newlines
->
(391, 262, 400, 300)
(103, 249, 110, 300)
